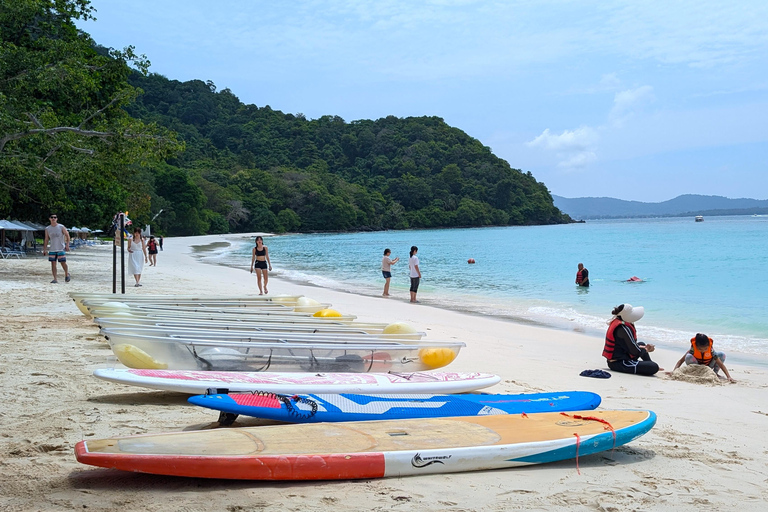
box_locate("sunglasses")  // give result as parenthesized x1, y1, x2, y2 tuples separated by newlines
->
(50, 216, 57, 219)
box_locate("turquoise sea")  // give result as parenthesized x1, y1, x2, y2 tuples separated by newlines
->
(198, 216, 768, 359)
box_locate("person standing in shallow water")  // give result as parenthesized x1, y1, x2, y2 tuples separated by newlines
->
(575, 263, 590, 287)
(381, 249, 399, 296)
(251, 236, 272, 295)
(408, 246, 421, 303)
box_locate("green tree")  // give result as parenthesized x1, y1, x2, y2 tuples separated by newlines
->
(0, 0, 180, 223)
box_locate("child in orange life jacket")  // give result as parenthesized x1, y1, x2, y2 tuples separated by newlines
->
(673, 333, 735, 383)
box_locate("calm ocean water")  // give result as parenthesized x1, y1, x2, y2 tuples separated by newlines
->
(197, 216, 768, 358)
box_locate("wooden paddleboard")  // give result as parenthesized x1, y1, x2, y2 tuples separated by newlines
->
(92, 369, 501, 394)
(75, 410, 656, 480)
(187, 390, 602, 423)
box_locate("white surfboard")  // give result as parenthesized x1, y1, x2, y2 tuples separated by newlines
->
(92, 368, 501, 394)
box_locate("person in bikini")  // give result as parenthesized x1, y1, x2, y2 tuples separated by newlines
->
(250, 236, 272, 295)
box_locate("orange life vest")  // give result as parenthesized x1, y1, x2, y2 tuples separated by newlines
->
(690, 337, 714, 365)
(603, 318, 637, 360)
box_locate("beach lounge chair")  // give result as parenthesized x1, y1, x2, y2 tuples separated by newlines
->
(1, 247, 24, 259)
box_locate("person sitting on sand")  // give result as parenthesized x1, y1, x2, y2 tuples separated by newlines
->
(602, 303, 660, 376)
(673, 333, 735, 383)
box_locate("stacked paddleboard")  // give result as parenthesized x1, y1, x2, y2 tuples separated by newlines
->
(71, 291, 656, 480)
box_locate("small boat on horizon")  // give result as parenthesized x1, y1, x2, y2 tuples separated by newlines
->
(695, 215, 704, 222)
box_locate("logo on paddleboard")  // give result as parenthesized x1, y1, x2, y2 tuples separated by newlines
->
(411, 453, 451, 468)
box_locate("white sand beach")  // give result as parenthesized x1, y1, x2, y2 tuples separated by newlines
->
(1, 234, 767, 511)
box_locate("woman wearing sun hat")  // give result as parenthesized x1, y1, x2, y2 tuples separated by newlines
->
(602, 303, 660, 376)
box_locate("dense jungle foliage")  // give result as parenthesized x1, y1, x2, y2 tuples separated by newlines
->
(1, 0, 570, 235)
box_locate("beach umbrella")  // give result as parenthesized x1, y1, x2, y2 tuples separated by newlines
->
(0, 220, 34, 249)
(0, 220, 34, 231)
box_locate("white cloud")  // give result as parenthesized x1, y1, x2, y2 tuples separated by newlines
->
(527, 126, 599, 152)
(599, 73, 622, 89)
(610, 85, 655, 124)
(526, 126, 600, 169)
(558, 151, 597, 168)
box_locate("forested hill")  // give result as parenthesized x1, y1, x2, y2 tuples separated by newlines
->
(126, 73, 570, 235)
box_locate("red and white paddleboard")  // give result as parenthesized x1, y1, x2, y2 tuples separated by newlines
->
(92, 368, 501, 394)
(75, 410, 657, 480)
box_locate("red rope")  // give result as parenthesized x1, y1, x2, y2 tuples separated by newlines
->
(521, 412, 528, 418)
(573, 433, 581, 475)
(560, 412, 619, 468)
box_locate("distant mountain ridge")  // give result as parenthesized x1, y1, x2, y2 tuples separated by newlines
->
(552, 194, 768, 219)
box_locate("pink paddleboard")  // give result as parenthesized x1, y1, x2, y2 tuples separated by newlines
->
(93, 368, 501, 394)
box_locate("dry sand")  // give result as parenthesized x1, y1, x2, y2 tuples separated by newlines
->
(1, 234, 767, 511)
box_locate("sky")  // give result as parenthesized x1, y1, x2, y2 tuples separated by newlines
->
(78, 0, 768, 201)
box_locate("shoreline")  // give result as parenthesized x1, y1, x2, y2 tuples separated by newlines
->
(2, 234, 768, 510)
(190, 235, 768, 368)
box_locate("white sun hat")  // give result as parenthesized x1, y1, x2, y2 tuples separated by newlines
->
(614, 303, 644, 323)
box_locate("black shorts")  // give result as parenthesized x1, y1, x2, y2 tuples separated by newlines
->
(148, 249, 158, 255)
(410, 277, 420, 292)
(382, 271, 392, 279)
(254, 261, 268, 270)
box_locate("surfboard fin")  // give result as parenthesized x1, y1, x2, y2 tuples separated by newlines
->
(217, 412, 239, 427)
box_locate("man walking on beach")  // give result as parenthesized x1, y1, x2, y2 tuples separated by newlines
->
(43, 214, 71, 283)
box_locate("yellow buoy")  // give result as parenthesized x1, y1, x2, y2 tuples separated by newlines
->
(382, 322, 417, 335)
(418, 348, 457, 369)
(101, 301, 130, 309)
(294, 296, 323, 313)
(113, 344, 168, 369)
(313, 308, 342, 318)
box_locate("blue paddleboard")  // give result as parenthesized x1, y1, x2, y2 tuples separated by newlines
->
(188, 390, 602, 423)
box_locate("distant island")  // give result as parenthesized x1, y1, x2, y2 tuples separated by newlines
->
(553, 194, 768, 220)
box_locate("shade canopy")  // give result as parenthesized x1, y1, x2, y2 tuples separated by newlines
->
(0, 220, 34, 231)
(13, 221, 45, 231)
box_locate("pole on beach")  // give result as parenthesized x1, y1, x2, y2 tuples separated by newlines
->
(112, 236, 116, 293)
(120, 214, 125, 294)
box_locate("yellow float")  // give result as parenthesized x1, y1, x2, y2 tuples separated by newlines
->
(113, 344, 168, 369)
(418, 347, 457, 369)
(313, 308, 342, 318)
(382, 322, 417, 335)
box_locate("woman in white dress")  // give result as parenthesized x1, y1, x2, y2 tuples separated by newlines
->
(127, 228, 148, 287)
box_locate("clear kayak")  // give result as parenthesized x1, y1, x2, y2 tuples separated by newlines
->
(101, 331, 464, 372)
(96, 319, 426, 340)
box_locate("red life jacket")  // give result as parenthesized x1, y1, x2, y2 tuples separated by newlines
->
(148, 240, 157, 251)
(690, 337, 714, 365)
(603, 318, 637, 360)
(576, 270, 584, 283)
